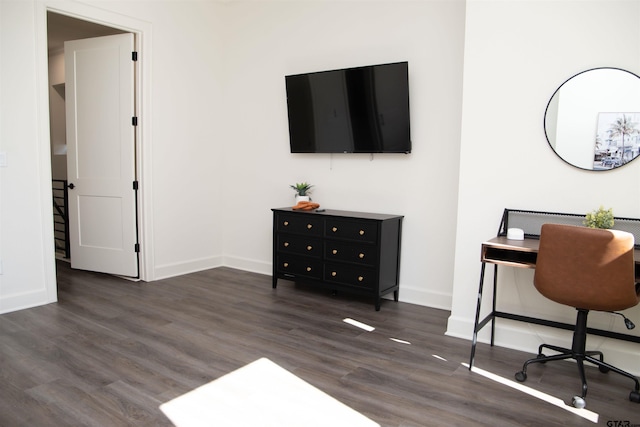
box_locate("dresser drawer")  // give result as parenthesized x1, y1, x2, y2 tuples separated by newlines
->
(324, 263, 376, 289)
(325, 218, 377, 243)
(276, 213, 323, 236)
(276, 255, 323, 280)
(324, 241, 376, 267)
(277, 235, 322, 257)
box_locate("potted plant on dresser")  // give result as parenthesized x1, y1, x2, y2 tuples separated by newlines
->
(290, 182, 313, 204)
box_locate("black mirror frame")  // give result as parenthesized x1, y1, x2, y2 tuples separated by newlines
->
(544, 67, 640, 172)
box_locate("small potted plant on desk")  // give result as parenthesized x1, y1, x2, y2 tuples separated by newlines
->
(584, 206, 614, 229)
(290, 182, 313, 204)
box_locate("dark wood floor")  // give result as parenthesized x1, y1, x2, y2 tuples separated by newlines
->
(1, 261, 639, 426)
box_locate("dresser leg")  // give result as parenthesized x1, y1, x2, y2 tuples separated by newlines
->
(375, 298, 381, 311)
(393, 290, 399, 302)
(272, 277, 277, 289)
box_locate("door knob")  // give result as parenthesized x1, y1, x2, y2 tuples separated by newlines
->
(68, 183, 75, 189)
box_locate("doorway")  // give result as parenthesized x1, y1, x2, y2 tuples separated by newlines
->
(47, 12, 128, 261)
(42, 6, 152, 282)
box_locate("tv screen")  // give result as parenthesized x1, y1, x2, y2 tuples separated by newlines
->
(285, 62, 411, 153)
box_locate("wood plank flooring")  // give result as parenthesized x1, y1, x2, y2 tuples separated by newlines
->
(1, 261, 639, 426)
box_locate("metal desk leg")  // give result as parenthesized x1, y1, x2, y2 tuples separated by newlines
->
(490, 263, 498, 346)
(469, 262, 487, 370)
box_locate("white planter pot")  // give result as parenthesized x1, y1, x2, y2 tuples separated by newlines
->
(295, 195, 310, 204)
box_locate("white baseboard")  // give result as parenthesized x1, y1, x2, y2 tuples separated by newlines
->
(218, 259, 453, 310)
(222, 256, 272, 276)
(155, 256, 452, 310)
(446, 315, 640, 376)
(153, 256, 224, 280)
(0, 288, 55, 315)
(153, 257, 452, 310)
(396, 284, 452, 310)
(153, 256, 271, 281)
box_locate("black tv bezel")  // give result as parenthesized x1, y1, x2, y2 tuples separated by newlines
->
(285, 61, 411, 154)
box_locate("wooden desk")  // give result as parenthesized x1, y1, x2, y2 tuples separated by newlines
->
(469, 236, 640, 369)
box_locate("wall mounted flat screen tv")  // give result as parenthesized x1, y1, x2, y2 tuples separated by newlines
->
(285, 61, 411, 153)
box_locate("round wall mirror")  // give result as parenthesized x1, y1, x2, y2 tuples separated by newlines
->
(544, 67, 640, 171)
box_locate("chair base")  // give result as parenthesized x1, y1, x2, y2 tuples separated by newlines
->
(514, 309, 640, 408)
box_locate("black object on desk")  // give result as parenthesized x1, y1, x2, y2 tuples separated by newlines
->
(469, 209, 640, 370)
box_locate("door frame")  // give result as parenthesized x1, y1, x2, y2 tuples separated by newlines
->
(35, 1, 154, 286)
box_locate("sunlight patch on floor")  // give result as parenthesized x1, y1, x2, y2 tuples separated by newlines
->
(342, 318, 413, 345)
(343, 317, 375, 332)
(160, 358, 379, 427)
(464, 363, 599, 423)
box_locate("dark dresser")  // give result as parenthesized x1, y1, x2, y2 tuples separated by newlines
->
(272, 208, 403, 310)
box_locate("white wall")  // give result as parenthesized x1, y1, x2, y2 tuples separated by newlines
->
(447, 0, 640, 374)
(217, 1, 465, 309)
(0, 0, 229, 311)
(0, 0, 58, 312)
(97, 0, 229, 279)
(3, 0, 640, 375)
(2, 0, 464, 313)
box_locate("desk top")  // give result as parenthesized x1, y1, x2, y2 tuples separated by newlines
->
(483, 236, 539, 253)
(481, 236, 640, 279)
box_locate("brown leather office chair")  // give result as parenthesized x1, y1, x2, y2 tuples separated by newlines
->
(514, 223, 640, 409)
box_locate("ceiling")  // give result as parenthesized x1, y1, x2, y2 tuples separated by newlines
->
(47, 12, 127, 53)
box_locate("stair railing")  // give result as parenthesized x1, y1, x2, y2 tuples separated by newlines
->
(52, 179, 70, 259)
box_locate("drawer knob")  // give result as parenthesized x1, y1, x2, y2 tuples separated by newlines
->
(283, 242, 289, 247)
(359, 253, 365, 259)
(332, 249, 338, 255)
(359, 230, 365, 236)
(358, 276, 364, 282)
(332, 227, 338, 232)
(307, 224, 313, 229)
(306, 245, 313, 251)
(283, 221, 289, 226)
(306, 266, 312, 272)
(283, 262, 289, 268)
(331, 271, 337, 277)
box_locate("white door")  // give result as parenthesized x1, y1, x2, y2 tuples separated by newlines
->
(65, 33, 138, 277)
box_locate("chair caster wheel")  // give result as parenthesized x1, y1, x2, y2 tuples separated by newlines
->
(629, 390, 640, 403)
(572, 396, 586, 409)
(515, 371, 527, 382)
(599, 365, 610, 373)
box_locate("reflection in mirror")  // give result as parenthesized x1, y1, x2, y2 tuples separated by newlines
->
(544, 68, 640, 171)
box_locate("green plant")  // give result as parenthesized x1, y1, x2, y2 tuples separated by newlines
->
(584, 206, 614, 229)
(290, 182, 313, 196)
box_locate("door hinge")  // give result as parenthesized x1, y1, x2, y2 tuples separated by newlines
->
(135, 243, 140, 253)
(133, 180, 139, 190)
(132, 116, 138, 126)
(132, 51, 138, 61)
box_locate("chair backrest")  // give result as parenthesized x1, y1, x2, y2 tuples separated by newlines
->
(534, 223, 638, 311)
